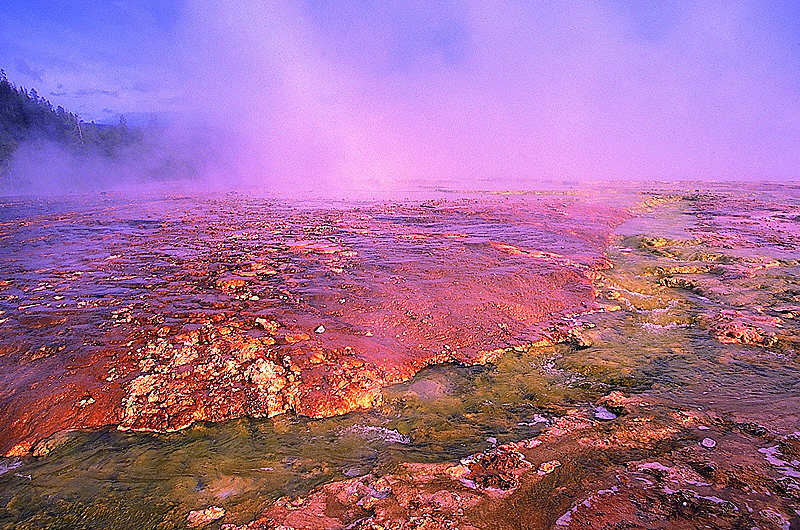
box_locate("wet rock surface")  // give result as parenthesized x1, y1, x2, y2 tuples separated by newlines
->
(2, 184, 800, 529)
(222, 185, 800, 530)
(228, 393, 799, 530)
(187, 506, 226, 528)
(625, 187, 800, 354)
(0, 194, 624, 455)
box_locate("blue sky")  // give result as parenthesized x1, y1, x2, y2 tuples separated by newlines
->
(2, 1, 800, 183)
(1, 1, 183, 121)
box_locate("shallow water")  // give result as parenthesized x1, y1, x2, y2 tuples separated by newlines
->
(0, 360, 563, 527)
(1, 183, 799, 529)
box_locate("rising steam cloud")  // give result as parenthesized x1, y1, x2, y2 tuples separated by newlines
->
(4, 1, 800, 193)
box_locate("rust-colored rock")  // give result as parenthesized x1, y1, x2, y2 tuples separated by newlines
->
(463, 445, 531, 490)
(187, 506, 225, 528)
(0, 195, 625, 454)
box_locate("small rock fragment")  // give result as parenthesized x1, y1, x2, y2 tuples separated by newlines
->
(700, 437, 717, 449)
(76, 396, 95, 407)
(538, 460, 561, 475)
(314, 325, 326, 334)
(446, 464, 470, 480)
(187, 506, 225, 528)
(255, 317, 279, 333)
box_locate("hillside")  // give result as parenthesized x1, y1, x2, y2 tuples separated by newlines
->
(0, 69, 138, 177)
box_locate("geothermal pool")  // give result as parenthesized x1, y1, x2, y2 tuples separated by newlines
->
(0, 183, 798, 529)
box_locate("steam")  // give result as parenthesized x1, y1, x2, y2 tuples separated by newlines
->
(4, 1, 800, 194)
(170, 1, 799, 189)
(2, 124, 233, 196)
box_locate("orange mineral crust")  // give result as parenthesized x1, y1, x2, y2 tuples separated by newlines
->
(0, 195, 626, 455)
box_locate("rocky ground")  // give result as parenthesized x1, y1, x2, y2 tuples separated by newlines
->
(216, 392, 799, 529)
(0, 195, 624, 457)
(2, 185, 800, 529)
(203, 185, 800, 530)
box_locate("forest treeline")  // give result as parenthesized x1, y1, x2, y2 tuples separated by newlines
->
(0, 69, 140, 177)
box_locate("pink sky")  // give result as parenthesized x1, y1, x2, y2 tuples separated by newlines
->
(2, 1, 799, 189)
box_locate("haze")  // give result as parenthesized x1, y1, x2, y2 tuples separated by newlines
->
(2, 1, 800, 193)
